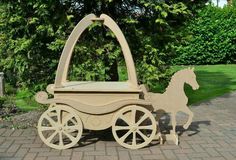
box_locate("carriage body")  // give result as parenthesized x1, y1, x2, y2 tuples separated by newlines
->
(51, 81, 142, 130)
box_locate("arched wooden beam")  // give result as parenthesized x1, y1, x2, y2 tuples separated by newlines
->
(54, 14, 138, 88)
(100, 14, 138, 87)
(55, 14, 96, 88)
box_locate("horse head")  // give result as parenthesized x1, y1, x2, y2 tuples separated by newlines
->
(185, 67, 199, 90)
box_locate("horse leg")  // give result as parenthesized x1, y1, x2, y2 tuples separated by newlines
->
(182, 107, 193, 129)
(170, 112, 177, 134)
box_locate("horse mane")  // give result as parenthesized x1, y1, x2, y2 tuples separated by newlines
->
(165, 68, 191, 93)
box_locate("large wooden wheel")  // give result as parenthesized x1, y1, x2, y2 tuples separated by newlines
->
(38, 105, 83, 150)
(112, 105, 157, 149)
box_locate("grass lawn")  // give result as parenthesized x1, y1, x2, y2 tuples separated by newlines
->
(169, 64, 236, 105)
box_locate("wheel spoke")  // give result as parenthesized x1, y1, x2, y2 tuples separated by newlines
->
(137, 130, 149, 141)
(136, 113, 149, 126)
(41, 126, 57, 131)
(62, 130, 76, 142)
(114, 126, 131, 131)
(131, 109, 136, 125)
(119, 114, 130, 125)
(62, 114, 74, 125)
(44, 114, 57, 126)
(63, 125, 80, 133)
(46, 131, 58, 143)
(56, 108, 61, 124)
(138, 125, 153, 130)
(132, 132, 136, 146)
(58, 132, 63, 146)
(120, 130, 132, 142)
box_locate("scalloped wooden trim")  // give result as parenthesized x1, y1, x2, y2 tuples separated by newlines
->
(35, 91, 152, 115)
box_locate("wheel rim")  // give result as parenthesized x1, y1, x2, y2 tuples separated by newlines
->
(112, 105, 156, 149)
(38, 105, 83, 149)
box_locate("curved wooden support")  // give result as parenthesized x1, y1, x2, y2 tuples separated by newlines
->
(100, 14, 138, 87)
(35, 91, 152, 115)
(55, 14, 96, 88)
(54, 14, 138, 88)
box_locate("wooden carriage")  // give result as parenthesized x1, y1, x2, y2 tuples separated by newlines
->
(35, 14, 159, 150)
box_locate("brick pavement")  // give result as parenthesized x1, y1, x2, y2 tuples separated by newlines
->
(1, 92, 236, 160)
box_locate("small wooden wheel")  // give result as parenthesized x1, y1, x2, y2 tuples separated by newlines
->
(38, 105, 83, 150)
(112, 105, 156, 149)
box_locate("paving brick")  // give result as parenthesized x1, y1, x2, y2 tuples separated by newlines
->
(0, 140, 14, 149)
(2, 129, 15, 137)
(118, 151, 130, 160)
(71, 151, 83, 160)
(0, 128, 6, 136)
(29, 147, 50, 153)
(219, 151, 235, 160)
(14, 139, 34, 144)
(162, 150, 177, 159)
(205, 148, 221, 157)
(200, 143, 220, 148)
(0, 152, 15, 158)
(179, 141, 191, 149)
(84, 151, 106, 156)
(15, 148, 29, 157)
(23, 153, 37, 160)
(187, 152, 210, 158)
(7, 144, 20, 153)
(176, 153, 190, 160)
(174, 148, 194, 154)
(73, 146, 95, 152)
(0, 148, 7, 152)
(106, 147, 118, 155)
(0, 158, 22, 160)
(95, 142, 105, 151)
(160, 144, 179, 150)
(130, 155, 142, 160)
(216, 140, 230, 147)
(142, 154, 165, 160)
(191, 144, 204, 152)
(149, 147, 162, 154)
(21, 143, 42, 148)
(83, 156, 95, 160)
(61, 149, 72, 156)
(96, 155, 118, 160)
(11, 130, 23, 137)
(202, 157, 225, 160)
(47, 156, 70, 160)
(35, 157, 47, 160)
(129, 149, 151, 155)
(37, 151, 61, 157)
(0, 138, 5, 145)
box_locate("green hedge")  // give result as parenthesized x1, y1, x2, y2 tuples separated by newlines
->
(173, 5, 236, 65)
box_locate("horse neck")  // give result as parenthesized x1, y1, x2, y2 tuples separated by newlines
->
(165, 75, 186, 96)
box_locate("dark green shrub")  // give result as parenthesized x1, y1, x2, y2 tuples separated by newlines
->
(0, 96, 6, 107)
(173, 5, 236, 65)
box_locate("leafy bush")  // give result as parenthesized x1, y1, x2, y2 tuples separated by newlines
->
(0, 96, 6, 107)
(173, 5, 236, 65)
(0, 0, 207, 92)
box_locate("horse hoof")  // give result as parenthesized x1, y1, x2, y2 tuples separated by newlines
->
(183, 124, 189, 129)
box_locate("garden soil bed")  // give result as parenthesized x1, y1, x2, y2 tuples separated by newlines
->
(0, 110, 44, 129)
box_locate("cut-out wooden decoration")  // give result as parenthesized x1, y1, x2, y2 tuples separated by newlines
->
(35, 14, 199, 150)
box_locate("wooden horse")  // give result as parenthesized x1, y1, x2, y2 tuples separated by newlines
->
(141, 67, 199, 144)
